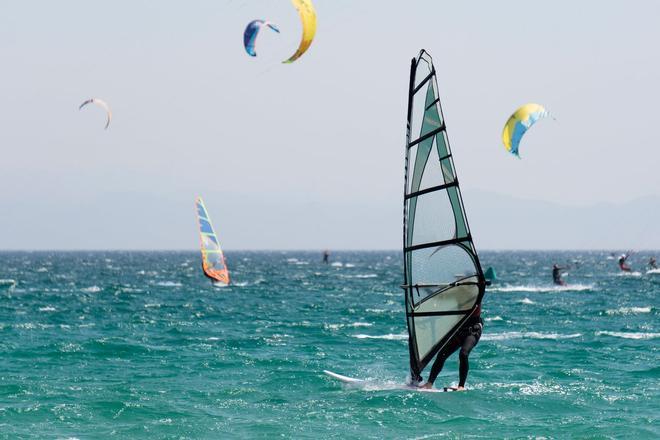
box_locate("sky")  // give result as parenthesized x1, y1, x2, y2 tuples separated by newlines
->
(1, 0, 658, 250)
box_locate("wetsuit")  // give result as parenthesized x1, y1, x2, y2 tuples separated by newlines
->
(552, 267, 563, 285)
(618, 256, 631, 272)
(426, 305, 483, 387)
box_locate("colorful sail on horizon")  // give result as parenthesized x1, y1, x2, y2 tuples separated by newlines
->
(402, 50, 486, 380)
(195, 197, 230, 285)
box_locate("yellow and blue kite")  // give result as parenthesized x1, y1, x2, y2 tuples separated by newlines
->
(502, 103, 550, 157)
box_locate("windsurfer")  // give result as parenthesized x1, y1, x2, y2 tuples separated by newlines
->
(649, 257, 657, 270)
(618, 254, 632, 272)
(323, 250, 330, 264)
(552, 264, 566, 286)
(418, 305, 483, 391)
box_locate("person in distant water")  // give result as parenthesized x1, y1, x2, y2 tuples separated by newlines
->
(552, 264, 566, 286)
(418, 304, 483, 391)
(649, 257, 657, 270)
(322, 250, 330, 264)
(618, 254, 632, 272)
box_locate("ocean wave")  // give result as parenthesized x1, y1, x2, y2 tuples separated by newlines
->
(155, 281, 183, 287)
(38, 306, 56, 312)
(482, 332, 582, 341)
(519, 298, 535, 305)
(352, 333, 408, 340)
(325, 322, 373, 330)
(81, 286, 101, 293)
(596, 331, 660, 340)
(0, 279, 17, 287)
(616, 272, 642, 277)
(339, 273, 378, 279)
(485, 316, 504, 321)
(490, 284, 594, 293)
(605, 306, 652, 316)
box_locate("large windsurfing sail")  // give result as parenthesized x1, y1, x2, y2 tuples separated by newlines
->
(195, 197, 230, 285)
(402, 50, 486, 381)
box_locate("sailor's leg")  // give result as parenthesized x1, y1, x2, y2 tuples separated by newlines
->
(427, 337, 461, 385)
(458, 334, 480, 387)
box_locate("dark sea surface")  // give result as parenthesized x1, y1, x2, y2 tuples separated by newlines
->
(0, 251, 658, 439)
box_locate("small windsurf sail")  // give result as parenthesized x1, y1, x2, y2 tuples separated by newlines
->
(484, 267, 497, 283)
(195, 197, 230, 285)
(402, 50, 486, 381)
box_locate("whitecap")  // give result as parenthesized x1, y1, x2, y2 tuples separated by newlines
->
(155, 281, 182, 287)
(490, 284, 594, 293)
(331, 262, 343, 267)
(596, 331, 660, 340)
(352, 333, 408, 340)
(0, 279, 17, 287)
(520, 298, 535, 305)
(485, 316, 504, 321)
(81, 286, 101, 293)
(325, 322, 373, 330)
(482, 332, 581, 341)
(605, 306, 652, 316)
(38, 306, 56, 312)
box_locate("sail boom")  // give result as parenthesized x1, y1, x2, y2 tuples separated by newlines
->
(407, 310, 473, 317)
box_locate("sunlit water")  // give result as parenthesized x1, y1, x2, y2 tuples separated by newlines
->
(0, 251, 658, 438)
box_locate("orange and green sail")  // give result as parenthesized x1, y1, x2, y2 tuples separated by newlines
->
(195, 197, 230, 285)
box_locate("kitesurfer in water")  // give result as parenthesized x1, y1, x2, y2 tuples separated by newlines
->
(418, 305, 483, 391)
(552, 264, 566, 286)
(649, 257, 657, 270)
(618, 254, 632, 272)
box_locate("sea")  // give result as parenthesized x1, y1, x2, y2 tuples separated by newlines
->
(0, 251, 657, 439)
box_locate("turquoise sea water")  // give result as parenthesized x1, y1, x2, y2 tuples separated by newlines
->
(0, 251, 658, 438)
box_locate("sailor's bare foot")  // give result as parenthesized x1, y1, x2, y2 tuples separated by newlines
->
(419, 382, 433, 389)
(455, 386, 466, 391)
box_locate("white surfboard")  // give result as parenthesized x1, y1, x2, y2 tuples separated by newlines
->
(323, 370, 456, 393)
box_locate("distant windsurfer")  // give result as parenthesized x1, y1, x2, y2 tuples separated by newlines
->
(418, 305, 483, 391)
(323, 250, 330, 264)
(552, 264, 566, 286)
(649, 257, 657, 270)
(618, 254, 632, 272)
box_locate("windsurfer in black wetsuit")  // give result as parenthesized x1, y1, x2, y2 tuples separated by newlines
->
(418, 304, 483, 391)
(322, 250, 330, 264)
(552, 264, 566, 286)
(649, 257, 657, 270)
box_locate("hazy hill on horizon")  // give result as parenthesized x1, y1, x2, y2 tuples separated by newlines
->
(1, 190, 658, 251)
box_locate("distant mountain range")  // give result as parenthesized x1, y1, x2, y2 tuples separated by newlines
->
(462, 190, 660, 250)
(1, 190, 658, 250)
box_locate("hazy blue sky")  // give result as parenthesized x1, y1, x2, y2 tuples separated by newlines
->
(1, 1, 658, 250)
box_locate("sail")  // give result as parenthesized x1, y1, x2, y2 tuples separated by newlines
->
(195, 197, 230, 285)
(402, 50, 486, 380)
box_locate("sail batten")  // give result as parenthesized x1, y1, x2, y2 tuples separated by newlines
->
(195, 197, 230, 286)
(403, 50, 485, 380)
